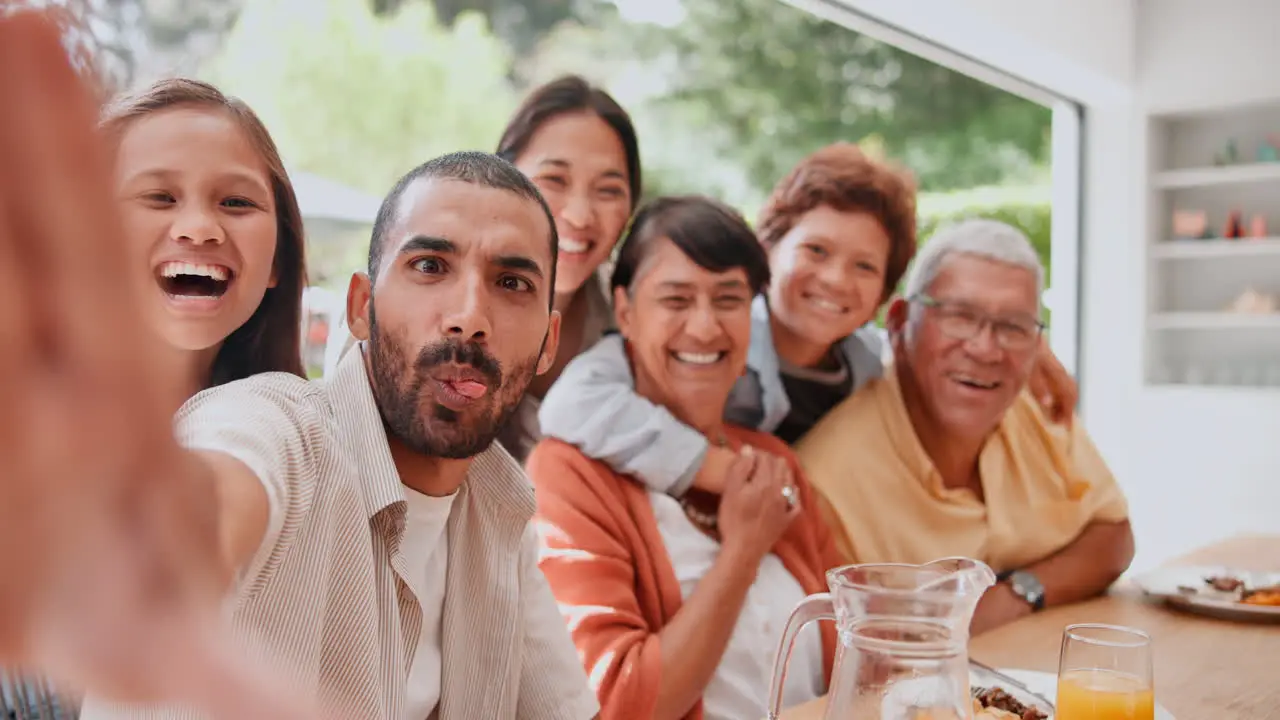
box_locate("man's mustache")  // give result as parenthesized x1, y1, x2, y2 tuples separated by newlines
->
(416, 339, 503, 387)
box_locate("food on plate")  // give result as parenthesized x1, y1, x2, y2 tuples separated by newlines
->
(1242, 585, 1280, 606)
(972, 686, 1049, 720)
(1174, 574, 1280, 608)
(972, 699, 1017, 719)
(1205, 575, 1244, 593)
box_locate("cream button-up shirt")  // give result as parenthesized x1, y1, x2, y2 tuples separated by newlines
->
(81, 349, 598, 720)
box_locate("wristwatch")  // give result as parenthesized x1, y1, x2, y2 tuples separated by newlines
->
(1005, 569, 1046, 611)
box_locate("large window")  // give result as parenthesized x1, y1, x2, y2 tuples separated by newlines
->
(52, 0, 1083, 375)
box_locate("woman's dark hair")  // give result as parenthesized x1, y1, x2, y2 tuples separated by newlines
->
(496, 75, 642, 210)
(100, 78, 307, 386)
(611, 196, 770, 295)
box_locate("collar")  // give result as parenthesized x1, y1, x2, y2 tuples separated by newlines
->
(327, 346, 405, 519)
(327, 345, 537, 525)
(877, 365, 999, 499)
(748, 294, 776, 372)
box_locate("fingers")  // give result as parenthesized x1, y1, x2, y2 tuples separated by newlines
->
(723, 445, 758, 491)
(751, 451, 792, 489)
(0, 15, 50, 387)
(0, 12, 180, 406)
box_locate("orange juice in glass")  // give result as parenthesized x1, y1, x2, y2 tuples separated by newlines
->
(1056, 624, 1155, 720)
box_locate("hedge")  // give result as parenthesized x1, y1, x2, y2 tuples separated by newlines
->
(921, 198, 1049, 280)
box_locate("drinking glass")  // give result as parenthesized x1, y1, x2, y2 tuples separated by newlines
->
(1056, 624, 1155, 720)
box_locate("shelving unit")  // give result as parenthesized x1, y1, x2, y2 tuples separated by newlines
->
(1153, 162, 1280, 189)
(1151, 237, 1280, 259)
(1149, 312, 1280, 330)
(1146, 101, 1280, 389)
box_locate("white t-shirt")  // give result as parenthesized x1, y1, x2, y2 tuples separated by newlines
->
(648, 492, 825, 720)
(400, 487, 457, 720)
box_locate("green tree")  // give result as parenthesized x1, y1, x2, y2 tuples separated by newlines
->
(371, 0, 576, 59)
(206, 0, 517, 197)
(616, 0, 1051, 194)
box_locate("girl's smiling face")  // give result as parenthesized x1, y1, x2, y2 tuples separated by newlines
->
(115, 106, 279, 357)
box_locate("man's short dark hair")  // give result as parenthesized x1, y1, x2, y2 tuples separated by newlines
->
(367, 151, 558, 299)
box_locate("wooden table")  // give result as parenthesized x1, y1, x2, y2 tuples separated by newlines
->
(778, 534, 1280, 720)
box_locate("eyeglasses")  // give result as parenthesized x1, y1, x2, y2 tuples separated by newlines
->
(910, 294, 1044, 351)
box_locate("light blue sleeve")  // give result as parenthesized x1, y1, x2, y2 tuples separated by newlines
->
(536, 335, 708, 496)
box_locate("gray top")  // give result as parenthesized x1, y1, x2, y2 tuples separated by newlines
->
(536, 295, 886, 495)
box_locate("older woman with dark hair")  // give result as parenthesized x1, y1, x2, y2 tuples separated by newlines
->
(527, 196, 842, 720)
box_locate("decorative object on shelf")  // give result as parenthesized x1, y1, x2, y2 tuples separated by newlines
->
(1214, 138, 1240, 166)
(1257, 135, 1280, 163)
(1225, 287, 1278, 314)
(1249, 214, 1268, 238)
(1172, 209, 1210, 239)
(1223, 209, 1244, 239)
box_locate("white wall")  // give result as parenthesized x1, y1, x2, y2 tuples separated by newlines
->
(830, 0, 1134, 104)
(834, 0, 1278, 571)
(1122, 0, 1280, 566)
(1138, 0, 1280, 113)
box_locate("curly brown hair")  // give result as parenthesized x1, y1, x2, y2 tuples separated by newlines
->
(756, 143, 917, 302)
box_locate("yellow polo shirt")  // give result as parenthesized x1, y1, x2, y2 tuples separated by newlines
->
(794, 369, 1129, 573)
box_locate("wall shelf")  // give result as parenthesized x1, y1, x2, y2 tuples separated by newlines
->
(1152, 237, 1280, 258)
(1153, 162, 1280, 189)
(1146, 101, 1280, 389)
(1150, 312, 1280, 330)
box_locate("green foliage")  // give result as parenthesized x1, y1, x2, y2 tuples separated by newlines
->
(863, 189, 1052, 327)
(607, 0, 1051, 195)
(918, 199, 1052, 281)
(917, 189, 1053, 324)
(206, 0, 517, 197)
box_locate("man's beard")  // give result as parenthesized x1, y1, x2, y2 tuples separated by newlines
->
(367, 312, 541, 460)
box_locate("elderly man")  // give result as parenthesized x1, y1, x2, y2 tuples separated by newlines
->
(796, 219, 1133, 634)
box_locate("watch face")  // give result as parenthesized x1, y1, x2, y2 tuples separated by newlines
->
(1010, 571, 1045, 608)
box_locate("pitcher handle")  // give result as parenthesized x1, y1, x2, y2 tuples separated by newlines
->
(767, 592, 835, 720)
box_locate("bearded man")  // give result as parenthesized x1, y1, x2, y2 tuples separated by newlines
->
(80, 151, 598, 720)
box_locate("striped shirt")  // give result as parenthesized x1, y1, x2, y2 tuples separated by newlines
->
(79, 349, 598, 720)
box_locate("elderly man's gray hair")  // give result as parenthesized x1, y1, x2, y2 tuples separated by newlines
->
(902, 218, 1045, 300)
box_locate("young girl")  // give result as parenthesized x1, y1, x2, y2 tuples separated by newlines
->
(538, 143, 1075, 495)
(101, 77, 308, 394)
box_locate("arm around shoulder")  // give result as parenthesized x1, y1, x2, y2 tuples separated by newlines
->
(537, 336, 709, 496)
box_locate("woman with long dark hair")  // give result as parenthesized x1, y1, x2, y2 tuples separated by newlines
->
(490, 75, 643, 460)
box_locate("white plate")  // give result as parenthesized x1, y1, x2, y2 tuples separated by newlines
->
(1133, 565, 1280, 623)
(999, 668, 1175, 720)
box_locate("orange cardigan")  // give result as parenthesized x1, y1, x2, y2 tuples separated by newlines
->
(527, 425, 842, 720)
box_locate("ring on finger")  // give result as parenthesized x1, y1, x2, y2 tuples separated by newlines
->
(780, 484, 797, 509)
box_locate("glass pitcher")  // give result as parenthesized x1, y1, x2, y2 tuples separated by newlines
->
(768, 557, 996, 720)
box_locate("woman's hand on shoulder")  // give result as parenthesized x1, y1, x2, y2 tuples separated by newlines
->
(1029, 337, 1077, 425)
(717, 448, 800, 562)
